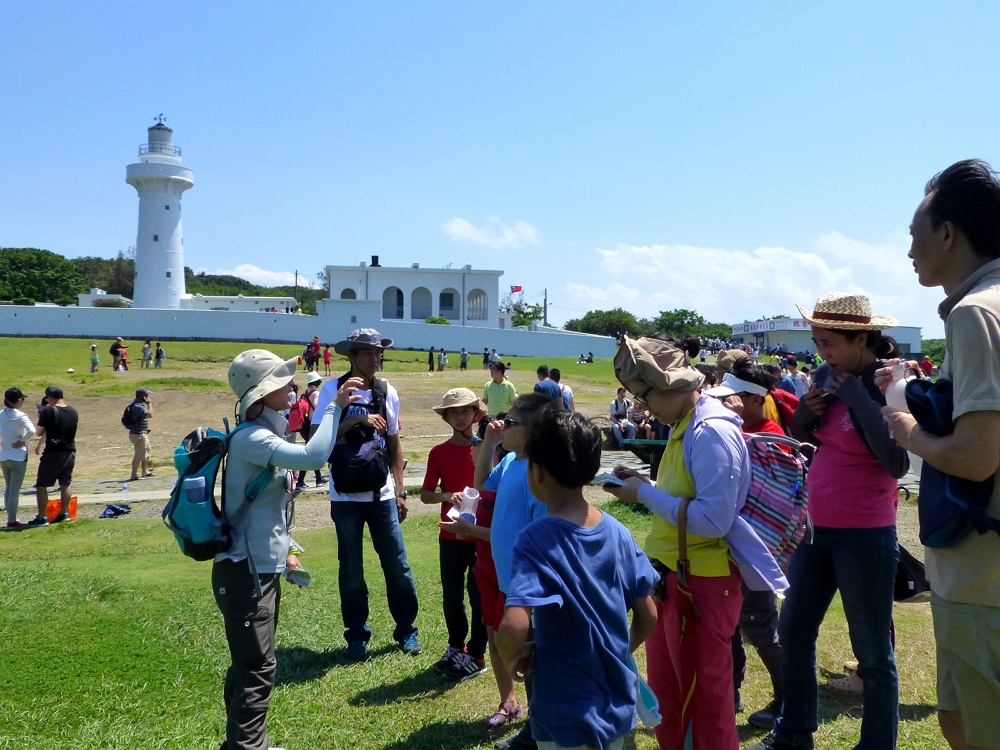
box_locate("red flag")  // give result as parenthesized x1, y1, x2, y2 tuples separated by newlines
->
(510, 285, 523, 293)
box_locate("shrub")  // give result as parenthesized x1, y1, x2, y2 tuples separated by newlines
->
(93, 299, 125, 308)
(425, 316, 450, 325)
(12, 297, 35, 306)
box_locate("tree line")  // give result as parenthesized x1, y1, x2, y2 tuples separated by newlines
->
(0, 248, 321, 313)
(564, 307, 732, 340)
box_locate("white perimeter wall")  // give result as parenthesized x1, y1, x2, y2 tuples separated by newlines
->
(0, 305, 616, 358)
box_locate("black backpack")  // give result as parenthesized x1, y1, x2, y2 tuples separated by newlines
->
(329, 371, 391, 498)
(121, 401, 143, 429)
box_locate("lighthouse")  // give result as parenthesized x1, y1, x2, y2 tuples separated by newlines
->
(126, 119, 193, 309)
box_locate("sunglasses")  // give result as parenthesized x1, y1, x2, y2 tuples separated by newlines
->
(634, 387, 653, 404)
(503, 417, 524, 429)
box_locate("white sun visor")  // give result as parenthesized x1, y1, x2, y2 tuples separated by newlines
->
(705, 373, 769, 398)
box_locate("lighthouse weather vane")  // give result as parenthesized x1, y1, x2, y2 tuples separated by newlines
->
(154, 114, 166, 124)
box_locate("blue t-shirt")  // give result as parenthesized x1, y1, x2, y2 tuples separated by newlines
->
(483, 453, 546, 593)
(533, 379, 562, 401)
(506, 512, 658, 750)
(777, 375, 796, 395)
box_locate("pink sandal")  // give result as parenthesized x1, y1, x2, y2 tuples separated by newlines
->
(483, 702, 523, 728)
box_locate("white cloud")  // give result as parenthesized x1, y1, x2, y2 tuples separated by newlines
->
(442, 217, 540, 248)
(195, 264, 316, 288)
(563, 233, 946, 337)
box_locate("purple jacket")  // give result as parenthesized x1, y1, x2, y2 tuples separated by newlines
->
(637, 394, 788, 593)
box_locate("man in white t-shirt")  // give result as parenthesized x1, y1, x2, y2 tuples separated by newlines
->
(786, 357, 809, 398)
(312, 328, 420, 661)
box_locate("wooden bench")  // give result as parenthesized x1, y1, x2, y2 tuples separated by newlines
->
(622, 439, 669, 481)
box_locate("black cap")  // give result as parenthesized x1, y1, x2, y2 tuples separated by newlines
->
(44, 385, 63, 400)
(4, 387, 24, 404)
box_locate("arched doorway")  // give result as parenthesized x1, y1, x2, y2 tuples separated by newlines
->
(439, 288, 460, 321)
(340, 288, 357, 300)
(382, 287, 404, 319)
(467, 289, 488, 321)
(411, 287, 432, 319)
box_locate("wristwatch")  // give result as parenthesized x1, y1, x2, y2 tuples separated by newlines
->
(395, 490, 408, 500)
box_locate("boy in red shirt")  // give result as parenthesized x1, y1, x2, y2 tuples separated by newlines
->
(441, 414, 525, 728)
(323, 344, 332, 377)
(421, 388, 489, 682)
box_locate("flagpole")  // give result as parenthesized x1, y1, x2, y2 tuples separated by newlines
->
(543, 288, 548, 327)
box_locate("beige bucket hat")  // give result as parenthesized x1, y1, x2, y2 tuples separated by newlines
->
(614, 336, 704, 396)
(432, 387, 485, 416)
(715, 348, 749, 379)
(229, 349, 298, 421)
(796, 292, 897, 330)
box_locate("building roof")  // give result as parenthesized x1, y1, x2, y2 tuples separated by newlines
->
(326, 262, 502, 276)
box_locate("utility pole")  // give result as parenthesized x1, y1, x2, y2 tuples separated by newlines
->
(543, 288, 548, 327)
(294, 270, 299, 304)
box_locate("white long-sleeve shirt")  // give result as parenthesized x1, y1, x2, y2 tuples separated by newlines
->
(0, 407, 35, 462)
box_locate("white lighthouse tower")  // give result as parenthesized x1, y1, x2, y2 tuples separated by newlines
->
(126, 118, 193, 309)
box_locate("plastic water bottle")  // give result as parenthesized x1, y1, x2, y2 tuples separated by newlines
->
(885, 364, 912, 413)
(459, 487, 480, 522)
(184, 476, 206, 504)
(121, 483, 129, 503)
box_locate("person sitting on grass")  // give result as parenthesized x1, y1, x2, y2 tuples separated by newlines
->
(474, 392, 552, 750)
(420, 388, 489, 682)
(216, 349, 363, 750)
(440, 414, 526, 729)
(497, 406, 658, 750)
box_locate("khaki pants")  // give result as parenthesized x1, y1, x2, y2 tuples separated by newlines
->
(129, 432, 151, 463)
(213, 559, 281, 750)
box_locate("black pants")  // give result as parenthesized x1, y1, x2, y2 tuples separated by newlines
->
(731, 585, 783, 704)
(213, 559, 281, 750)
(439, 538, 487, 658)
(295, 428, 323, 486)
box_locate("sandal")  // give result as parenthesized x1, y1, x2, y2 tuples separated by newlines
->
(826, 671, 864, 696)
(483, 702, 523, 728)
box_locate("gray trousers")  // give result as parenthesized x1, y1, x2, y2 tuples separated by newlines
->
(1, 458, 27, 523)
(732, 585, 784, 704)
(212, 559, 281, 750)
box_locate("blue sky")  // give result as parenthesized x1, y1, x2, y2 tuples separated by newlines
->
(5, 2, 1000, 337)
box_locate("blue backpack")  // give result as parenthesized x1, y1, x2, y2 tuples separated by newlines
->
(906, 378, 1000, 547)
(162, 421, 271, 563)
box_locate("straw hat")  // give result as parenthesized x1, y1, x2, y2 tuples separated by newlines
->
(796, 292, 897, 330)
(432, 387, 485, 415)
(614, 336, 704, 396)
(228, 349, 298, 421)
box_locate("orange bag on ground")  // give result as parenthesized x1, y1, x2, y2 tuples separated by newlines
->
(45, 496, 78, 522)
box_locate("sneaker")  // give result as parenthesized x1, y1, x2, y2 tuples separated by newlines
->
(315, 478, 328, 486)
(26, 515, 48, 528)
(50, 512, 70, 524)
(748, 699, 782, 730)
(434, 646, 464, 673)
(443, 652, 488, 682)
(483, 702, 523, 728)
(399, 633, 422, 655)
(5, 520, 28, 531)
(735, 690, 745, 713)
(346, 641, 368, 661)
(745, 732, 814, 750)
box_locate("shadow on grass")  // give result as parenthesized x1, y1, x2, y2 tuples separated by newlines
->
(275, 644, 398, 685)
(379, 718, 495, 750)
(350, 666, 458, 706)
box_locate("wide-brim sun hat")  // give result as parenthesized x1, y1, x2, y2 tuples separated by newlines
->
(306, 371, 323, 385)
(334, 328, 394, 356)
(229, 349, 298, 421)
(705, 373, 769, 399)
(614, 335, 704, 396)
(796, 292, 898, 330)
(432, 387, 486, 415)
(716, 349, 748, 375)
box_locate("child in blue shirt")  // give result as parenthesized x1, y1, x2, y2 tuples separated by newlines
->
(497, 407, 658, 750)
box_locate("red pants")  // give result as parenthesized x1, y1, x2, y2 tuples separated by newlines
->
(645, 564, 743, 750)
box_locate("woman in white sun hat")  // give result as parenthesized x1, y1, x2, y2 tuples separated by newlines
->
(750, 292, 908, 750)
(215, 348, 362, 750)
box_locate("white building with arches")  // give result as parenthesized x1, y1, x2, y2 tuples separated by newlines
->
(324, 256, 503, 328)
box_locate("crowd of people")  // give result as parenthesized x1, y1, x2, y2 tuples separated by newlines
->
(2, 159, 999, 750)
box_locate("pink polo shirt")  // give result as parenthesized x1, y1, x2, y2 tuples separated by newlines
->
(806, 399, 897, 528)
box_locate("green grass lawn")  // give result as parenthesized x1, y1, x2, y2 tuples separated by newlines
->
(0, 503, 942, 750)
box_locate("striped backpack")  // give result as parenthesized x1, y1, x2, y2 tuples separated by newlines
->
(740, 433, 810, 568)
